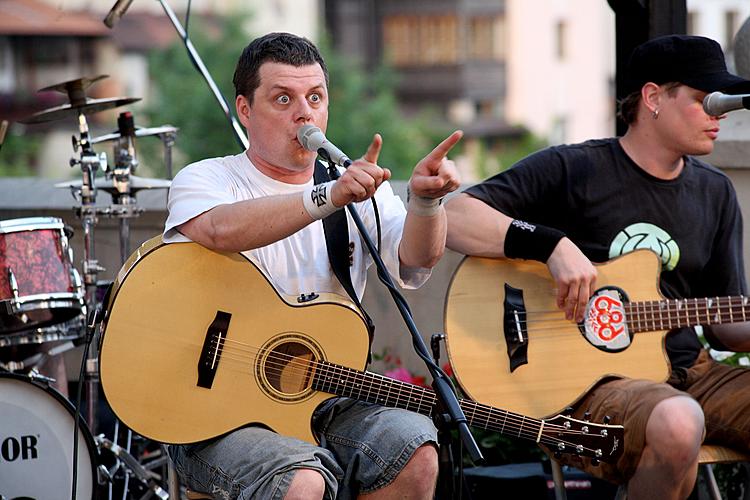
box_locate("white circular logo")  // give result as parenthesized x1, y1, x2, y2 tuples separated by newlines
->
(609, 222, 680, 271)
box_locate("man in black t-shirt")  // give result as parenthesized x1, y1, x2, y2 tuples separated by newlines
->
(446, 35, 750, 499)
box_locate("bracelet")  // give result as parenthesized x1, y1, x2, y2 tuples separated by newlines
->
(504, 219, 565, 262)
(406, 185, 443, 217)
(302, 181, 340, 220)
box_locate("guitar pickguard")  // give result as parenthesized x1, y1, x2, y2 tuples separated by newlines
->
(580, 287, 632, 352)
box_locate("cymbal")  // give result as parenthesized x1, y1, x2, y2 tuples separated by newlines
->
(39, 75, 108, 99)
(55, 175, 171, 195)
(21, 97, 142, 124)
(91, 125, 179, 144)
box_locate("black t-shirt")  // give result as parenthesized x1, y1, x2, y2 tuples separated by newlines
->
(466, 138, 747, 369)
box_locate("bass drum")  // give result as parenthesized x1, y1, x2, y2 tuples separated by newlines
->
(0, 371, 97, 499)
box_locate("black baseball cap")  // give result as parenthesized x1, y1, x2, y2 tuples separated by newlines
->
(625, 34, 750, 95)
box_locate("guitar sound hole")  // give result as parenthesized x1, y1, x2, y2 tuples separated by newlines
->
(265, 342, 316, 395)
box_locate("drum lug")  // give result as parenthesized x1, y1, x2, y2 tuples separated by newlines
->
(8, 267, 19, 299)
(27, 367, 56, 384)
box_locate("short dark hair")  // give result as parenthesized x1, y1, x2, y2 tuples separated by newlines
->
(617, 81, 681, 125)
(233, 32, 329, 104)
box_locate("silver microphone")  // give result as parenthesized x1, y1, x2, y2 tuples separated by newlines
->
(104, 0, 135, 28)
(297, 125, 352, 167)
(703, 91, 750, 116)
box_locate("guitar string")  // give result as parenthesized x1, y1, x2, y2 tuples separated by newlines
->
(210, 350, 606, 455)
(522, 296, 747, 320)
(201, 338, 615, 455)
(505, 297, 748, 334)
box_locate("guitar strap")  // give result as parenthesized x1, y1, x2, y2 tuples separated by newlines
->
(313, 160, 376, 350)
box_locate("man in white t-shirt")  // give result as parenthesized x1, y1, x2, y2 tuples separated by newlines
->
(164, 32, 462, 500)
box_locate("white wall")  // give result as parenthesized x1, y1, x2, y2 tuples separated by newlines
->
(505, 0, 615, 145)
(687, 0, 750, 48)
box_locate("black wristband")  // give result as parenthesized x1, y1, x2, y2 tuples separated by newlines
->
(504, 219, 565, 262)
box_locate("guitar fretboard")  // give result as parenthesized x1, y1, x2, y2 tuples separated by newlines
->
(312, 360, 542, 439)
(624, 296, 750, 333)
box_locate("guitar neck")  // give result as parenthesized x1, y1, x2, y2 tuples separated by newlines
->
(313, 361, 545, 438)
(626, 296, 750, 333)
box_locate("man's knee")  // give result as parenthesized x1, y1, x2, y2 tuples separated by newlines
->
(647, 396, 704, 460)
(397, 443, 439, 492)
(285, 468, 326, 500)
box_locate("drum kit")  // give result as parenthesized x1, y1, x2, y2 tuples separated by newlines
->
(0, 76, 176, 499)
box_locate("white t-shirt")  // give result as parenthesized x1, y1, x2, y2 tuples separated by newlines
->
(163, 152, 430, 300)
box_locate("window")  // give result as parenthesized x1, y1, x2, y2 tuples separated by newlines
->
(725, 10, 739, 51)
(687, 11, 697, 35)
(383, 15, 458, 66)
(555, 20, 566, 60)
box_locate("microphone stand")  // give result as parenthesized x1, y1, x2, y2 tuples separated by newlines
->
(157, 0, 248, 151)
(322, 158, 483, 497)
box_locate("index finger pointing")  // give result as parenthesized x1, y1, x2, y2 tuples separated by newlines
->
(425, 130, 463, 161)
(362, 133, 383, 165)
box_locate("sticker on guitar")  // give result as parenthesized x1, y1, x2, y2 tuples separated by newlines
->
(581, 287, 631, 352)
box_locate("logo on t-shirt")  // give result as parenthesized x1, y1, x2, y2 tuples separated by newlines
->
(609, 222, 680, 271)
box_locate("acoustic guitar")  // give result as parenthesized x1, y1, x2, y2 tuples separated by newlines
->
(445, 250, 748, 419)
(99, 237, 622, 463)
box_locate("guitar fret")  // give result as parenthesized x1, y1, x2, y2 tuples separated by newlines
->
(694, 298, 700, 326)
(658, 301, 669, 330)
(651, 300, 657, 331)
(724, 296, 730, 324)
(683, 299, 689, 327)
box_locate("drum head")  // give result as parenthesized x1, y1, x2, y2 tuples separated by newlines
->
(0, 372, 96, 499)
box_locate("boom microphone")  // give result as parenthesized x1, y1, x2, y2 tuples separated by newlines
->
(297, 125, 352, 167)
(103, 0, 135, 28)
(703, 91, 750, 116)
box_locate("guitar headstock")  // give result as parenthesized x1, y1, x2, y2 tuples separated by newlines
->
(540, 414, 624, 464)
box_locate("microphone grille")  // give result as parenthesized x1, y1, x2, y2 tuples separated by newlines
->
(702, 92, 722, 116)
(297, 125, 321, 151)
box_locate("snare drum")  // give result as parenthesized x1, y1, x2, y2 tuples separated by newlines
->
(0, 217, 84, 333)
(0, 371, 97, 499)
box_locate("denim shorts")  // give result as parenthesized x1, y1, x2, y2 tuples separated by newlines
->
(169, 397, 437, 499)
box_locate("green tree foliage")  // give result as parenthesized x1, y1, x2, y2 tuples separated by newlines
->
(145, 15, 450, 179)
(320, 40, 450, 179)
(0, 127, 38, 176)
(144, 15, 247, 173)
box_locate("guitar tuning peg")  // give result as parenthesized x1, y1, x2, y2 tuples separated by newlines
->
(554, 451, 562, 459)
(603, 415, 611, 424)
(590, 458, 600, 466)
(583, 411, 591, 421)
(564, 406, 574, 415)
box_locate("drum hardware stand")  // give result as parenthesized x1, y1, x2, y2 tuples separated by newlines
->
(158, 128, 177, 180)
(69, 110, 108, 434)
(96, 435, 169, 500)
(0, 341, 79, 373)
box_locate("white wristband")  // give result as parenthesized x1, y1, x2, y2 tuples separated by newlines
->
(407, 186, 443, 217)
(302, 181, 340, 220)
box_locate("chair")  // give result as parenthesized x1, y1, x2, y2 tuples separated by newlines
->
(550, 444, 750, 500)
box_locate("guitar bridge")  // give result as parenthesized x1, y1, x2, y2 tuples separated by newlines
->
(197, 310, 232, 389)
(503, 283, 528, 372)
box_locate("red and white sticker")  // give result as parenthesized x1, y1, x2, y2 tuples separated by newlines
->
(583, 289, 630, 351)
